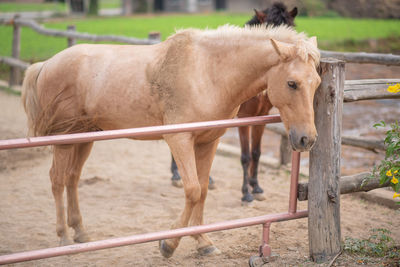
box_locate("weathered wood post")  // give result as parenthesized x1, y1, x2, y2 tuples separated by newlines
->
(9, 15, 21, 87)
(146, 0, 154, 13)
(308, 58, 345, 262)
(148, 31, 161, 42)
(67, 25, 77, 47)
(279, 136, 292, 165)
(122, 0, 133, 15)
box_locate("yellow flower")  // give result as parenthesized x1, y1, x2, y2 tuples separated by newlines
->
(387, 83, 400, 93)
(394, 170, 398, 174)
(386, 169, 392, 176)
(391, 176, 399, 184)
(393, 192, 400, 199)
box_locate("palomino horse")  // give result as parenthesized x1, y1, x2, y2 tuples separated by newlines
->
(239, 2, 298, 203)
(169, 2, 299, 202)
(22, 25, 320, 257)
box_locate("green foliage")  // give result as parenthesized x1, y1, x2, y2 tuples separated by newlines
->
(298, 0, 329, 17)
(99, 0, 120, 9)
(344, 229, 400, 264)
(373, 120, 400, 201)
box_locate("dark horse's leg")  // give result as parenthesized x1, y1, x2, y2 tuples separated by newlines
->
(249, 125, 265, 201)
(239, 126, 253, 203)
(171, 154, 216, 189)
(171, 154, 183, 187)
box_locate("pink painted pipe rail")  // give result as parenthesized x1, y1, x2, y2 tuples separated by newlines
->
(0, 115, 281, 150)
(0, 210, 307, 265)
(0, 114, 306, 264)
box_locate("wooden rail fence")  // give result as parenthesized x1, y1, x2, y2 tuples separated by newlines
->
(0, 17, 161, 86)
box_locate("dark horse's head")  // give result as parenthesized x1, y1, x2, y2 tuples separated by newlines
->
(246, 2, 298, 27)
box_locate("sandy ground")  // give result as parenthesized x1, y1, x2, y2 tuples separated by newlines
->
(0, 76, 399, 267)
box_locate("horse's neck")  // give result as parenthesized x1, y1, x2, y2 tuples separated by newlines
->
(200, 39, 279, 108)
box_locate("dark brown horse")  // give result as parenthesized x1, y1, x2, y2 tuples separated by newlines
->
(239, 2, 298, 203)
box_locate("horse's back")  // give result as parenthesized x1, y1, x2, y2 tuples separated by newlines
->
(34, 43, 167, 135)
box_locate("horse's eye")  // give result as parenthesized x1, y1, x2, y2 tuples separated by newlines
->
(287, 81, 297, 90)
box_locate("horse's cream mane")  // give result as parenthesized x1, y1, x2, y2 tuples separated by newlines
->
(173, 24, 320, 66)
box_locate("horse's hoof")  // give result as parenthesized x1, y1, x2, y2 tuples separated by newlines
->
(59, 237, 74, 246)
(241, 193, 254, 203)
(208, 177, 216, 190)
(251, 186, 264, 195)
(249, 255, 267, 267)
(253, 193, 266, 201)
(197, 245, 221, 256)
(74, 231, 91, 243)
(171, 179, 183, 188)
(159, 240, 175, 258)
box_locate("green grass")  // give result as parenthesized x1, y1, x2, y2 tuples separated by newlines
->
(0, 14, 399, 61)
(296, 17, 400, 42)
(0, 2, 66, 13)
(0, 0, 119, 12)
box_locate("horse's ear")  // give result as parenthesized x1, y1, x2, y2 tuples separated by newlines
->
(254, 9, 267, 23)
(289, 7, 298, 18)
(309, 36, 318, 47)
(270, 39, 294, 60)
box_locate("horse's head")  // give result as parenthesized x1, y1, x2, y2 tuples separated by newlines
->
(266, 37, 321, 152)
(253, 3, 298, 27)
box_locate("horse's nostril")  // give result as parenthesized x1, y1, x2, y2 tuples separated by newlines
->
(300, 136, 308, 147)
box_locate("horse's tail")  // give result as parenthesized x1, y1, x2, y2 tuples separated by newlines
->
(21, 62, 45, 136)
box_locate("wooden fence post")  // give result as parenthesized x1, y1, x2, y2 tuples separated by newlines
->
(9, 15, 21, 87)
(308, 58, 345, 262)
(67, 25, 76, 47)
(148, 31, 161, 42)
(279, 135, 291, 166)
(122, 0, 133, 15)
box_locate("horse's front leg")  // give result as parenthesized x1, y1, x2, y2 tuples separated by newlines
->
(249, 125, 265, 201)
(160, 133, 200, 258)
(171, 154, 216, 190)
(190, 140, 221, 256)
(239, 126, 253, 203)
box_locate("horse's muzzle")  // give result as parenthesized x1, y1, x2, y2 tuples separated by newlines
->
(289, 129, 317, 152)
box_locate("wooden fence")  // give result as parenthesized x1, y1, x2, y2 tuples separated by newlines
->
(0, 16, 161, 86)
(0, 17, 400, 264)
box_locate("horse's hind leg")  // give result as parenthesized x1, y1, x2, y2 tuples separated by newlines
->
(239, 126, 253, 203)
(65, 142, 93, 243)
(190, 140, 221, 256)
(50, 147, 72, 246)
(249, 125, 265, 201)
(50, 143, 93, 245)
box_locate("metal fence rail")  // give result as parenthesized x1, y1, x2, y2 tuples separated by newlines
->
(0, 114, 306, 265)
(0, 115, 281, 150)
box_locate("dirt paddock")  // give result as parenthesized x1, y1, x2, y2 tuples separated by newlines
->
(0, 64, 399, 266)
